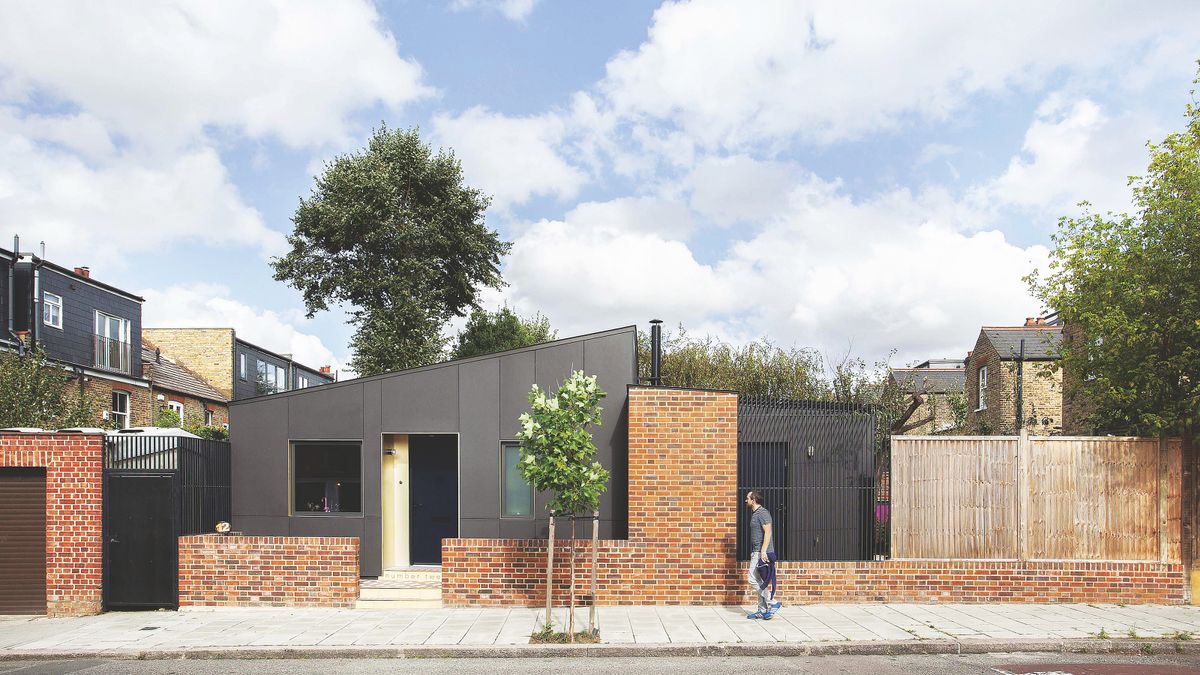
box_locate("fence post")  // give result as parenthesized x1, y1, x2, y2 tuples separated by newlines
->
(1160, 435, 1170, 564)
(1017, 429, 1030, 561)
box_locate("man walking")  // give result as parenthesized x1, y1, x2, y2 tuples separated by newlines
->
(745, 490, 777, 619)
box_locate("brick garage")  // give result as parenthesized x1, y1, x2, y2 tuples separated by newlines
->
(0, 432, 103, 616)
(443, 387, 743, 606)
(178, 535, 359, 608)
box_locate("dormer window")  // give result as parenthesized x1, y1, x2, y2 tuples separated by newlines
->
(94, 311, 131, 374)
(43, 292, 62, 329)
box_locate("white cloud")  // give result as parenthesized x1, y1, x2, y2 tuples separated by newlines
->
(499, 176, 1046, 365)
(431, 106, 586, 210)
(0, 127, 284, 268)
(686, 155, 804, 227)
(0, 0, 431, 149)
(982, 94, 1160, 220)
(596, 0, 1200, 149)
(450, 0, 540, 22)
(140, 283, 346, 373)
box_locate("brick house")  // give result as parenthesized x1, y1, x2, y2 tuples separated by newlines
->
(888, 359, 966, 435)
(965, 318, 1065, 435)
(142, 328, 334, 401)
(142, 345, 229, 429)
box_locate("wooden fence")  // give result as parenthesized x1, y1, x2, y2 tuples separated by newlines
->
(891, 433, 1181, 561)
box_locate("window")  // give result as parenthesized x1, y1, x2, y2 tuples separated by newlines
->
(255, 359, 287, 395)
(501, 441, 533, 518)
(239, 353, 247, 380)
(297, 374, 310, 389)
(292, 442, 361, 514)
(43, 292, 62, 329)
(111, 391, 129, 429)
(167, 401, 184, 424)
(976, 366, 988, 411)
(94, 311, 131, 373)
(204, 408, 214, 426)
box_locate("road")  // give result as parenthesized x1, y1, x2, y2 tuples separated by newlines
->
(3, 654, 1200, 675)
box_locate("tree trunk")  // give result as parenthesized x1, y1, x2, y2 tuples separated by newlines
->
(569, 516, 577, 642)
(589, 509, 599, 636)
(545, 513, 555, 629)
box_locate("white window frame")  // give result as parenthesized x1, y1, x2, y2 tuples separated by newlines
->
(111, 391, 130, 429)
(167, 400, 185, 424)
(94, 310, 131, 373)
(43, 292, 63, 329)
(204, 408, 214, 426)
(297, 374, 309, 389)
(976, 365, 988, 411)
(239, 353, 247, 380)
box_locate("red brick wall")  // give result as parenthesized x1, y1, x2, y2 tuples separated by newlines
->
(178, 535, 359, 608)
(755, 560, 1184, 604)
(443, 386, 742, 606)
(0, 432, 103, 616)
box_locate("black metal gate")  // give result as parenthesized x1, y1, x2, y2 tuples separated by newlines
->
(102, 435, 231, 610)
(737, 397, 885, 561)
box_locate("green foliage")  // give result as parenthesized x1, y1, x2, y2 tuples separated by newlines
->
(515, 371, 609, 516)
(530, 624, 599, 644)
(271, 124, 510, 376)
(184, 424, 229, 441)
(1028, 64, 1200, 438)
(452, 306, 555, 359)
(155, 407, 181, 428)
(0, 345, 103, 429)
(637, 326, 826, 400)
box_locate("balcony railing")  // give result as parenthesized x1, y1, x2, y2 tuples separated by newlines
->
(94, 334, 131, 374)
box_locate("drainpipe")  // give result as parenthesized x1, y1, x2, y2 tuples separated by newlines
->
(1015, 339, 1025, 432)
(6, 237, 14, 339)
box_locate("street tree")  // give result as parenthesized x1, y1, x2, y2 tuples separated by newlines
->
(0, 345, 102, 429)
(516, 371, 608, 640)
(1028, 65, 1200, 568)
(271, 125, 510, 376)
(451, 306, 555, 359)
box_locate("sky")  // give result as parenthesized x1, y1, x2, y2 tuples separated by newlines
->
(1, 1, 1198, 377)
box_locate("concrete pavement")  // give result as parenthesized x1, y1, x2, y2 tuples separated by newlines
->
(3, 604, 1200, 658)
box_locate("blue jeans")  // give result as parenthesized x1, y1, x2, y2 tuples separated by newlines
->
(748, 557, 771, 613)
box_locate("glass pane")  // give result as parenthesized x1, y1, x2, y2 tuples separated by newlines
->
(502, 443, 532, 517)
(294, 443, 361, 513)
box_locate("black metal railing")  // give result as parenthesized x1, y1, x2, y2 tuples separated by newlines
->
(737, 397, 889, 561)
(103, 434, 231, 535)
(93, 334, 131, 374)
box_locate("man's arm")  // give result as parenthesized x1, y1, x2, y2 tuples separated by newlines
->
(761, 522, 772, 562)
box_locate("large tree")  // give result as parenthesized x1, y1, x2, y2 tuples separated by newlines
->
(272, 125, 510, 376)
(451, 306, 555, 359)
(1028, 66, 1199, 573)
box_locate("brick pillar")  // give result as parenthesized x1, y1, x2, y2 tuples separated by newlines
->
(627, 386, 740, 602)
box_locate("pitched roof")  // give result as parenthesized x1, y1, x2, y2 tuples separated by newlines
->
(141, 346, 227, 403)
(981, 326, 1063, 360)
(889, 368, 965, 394)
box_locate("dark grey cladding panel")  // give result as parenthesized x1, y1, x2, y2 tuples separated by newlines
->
(497, 518, 533, 539)
(499, 351, 535, 438)
(38, 267, 143, 377)
(289, 515, 365, 538)
(362, 381, 383, 518)
(458, 359, 500, 519)
(534, 340, 585, 392)
(232, 515, 289, 536)
(360, 516, 382, 577)
(585, 331, 633, 530)
(463, 518, 501, 538)
(380, 365, 460, 432)
(287, 381, 365, 441)
(230, 396, 290, 518)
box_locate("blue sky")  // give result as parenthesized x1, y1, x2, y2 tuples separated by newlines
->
(1, 1, 1198, 376)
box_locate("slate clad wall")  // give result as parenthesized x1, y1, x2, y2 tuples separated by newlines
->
(229, 326, 637, 577)
(38, 267, 143, 378)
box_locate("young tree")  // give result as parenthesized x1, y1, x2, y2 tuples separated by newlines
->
(1028, 65, 1200, 571)
(516, 371, 608, 639)
(0, 345, 102, 429)
(272, 125, 510, 376)
(451, 307, 555, 359)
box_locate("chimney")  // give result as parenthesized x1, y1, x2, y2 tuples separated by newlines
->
(319, 365, 332, 375)
(155, 348, 161, 363)
(74, 266, 90, 278)
(649, 319, 663, 386)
